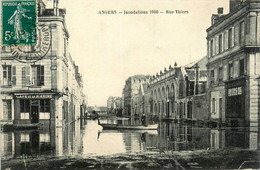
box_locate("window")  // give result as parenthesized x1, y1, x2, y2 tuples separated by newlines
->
(239, 59, 245, 76)
(212, 98, 216, 114)
(40, 100, 50, 112)
(20, 99, 30, 119)
(229, 63, 233, 79)
(179, 81, 183, 97)
(32, 65, 44, 86)
(218, 67, 223, 82)
(228, 28, 233, 49)
(219, 34, 222, 53)
(20, 100, 30, 112)
(239, 21, 244, 44)
(210, 39, 213, 57)
(210, 70, 215, 84)
(22, 66, 31, 87)
(3, 100, 12, 120)
(2, 65, 11, 86)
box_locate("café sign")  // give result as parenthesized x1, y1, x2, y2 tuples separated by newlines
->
(15, 93, 53, 99)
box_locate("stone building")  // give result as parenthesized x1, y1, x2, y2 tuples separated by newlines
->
(107, 96, 122, 114)
(149, 66, 180, 120)
(149, 57, 208, 121)
(131, 82, 150, 117)
(0, 0, 86, 128)
(122, 75, 150, 116)
(207, 0, 260, 127)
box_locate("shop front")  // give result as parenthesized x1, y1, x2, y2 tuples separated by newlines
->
(14, 93, 56, 127)
(225, 78, 245, 127)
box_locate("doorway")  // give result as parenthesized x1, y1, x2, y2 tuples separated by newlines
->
(31, 106, 39, 123)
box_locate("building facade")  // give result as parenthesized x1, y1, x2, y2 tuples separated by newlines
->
(0, 1, 86, 128)
(107, 96, 122, 115)
(122, 75, 150, 116)
(149, 57, 208, 121)
(207, 0, 260, 127)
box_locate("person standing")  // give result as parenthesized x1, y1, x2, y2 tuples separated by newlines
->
(141, 113, 146, 126)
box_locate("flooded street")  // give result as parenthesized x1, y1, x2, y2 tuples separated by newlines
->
(1, 118, 260, 169)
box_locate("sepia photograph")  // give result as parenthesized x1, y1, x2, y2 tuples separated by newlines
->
(0, 0, 260, 169)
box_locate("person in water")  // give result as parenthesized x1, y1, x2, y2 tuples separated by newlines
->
(141, 113, 146, 126)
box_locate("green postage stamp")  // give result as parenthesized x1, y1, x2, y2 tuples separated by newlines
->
(2, 0, 37, 46)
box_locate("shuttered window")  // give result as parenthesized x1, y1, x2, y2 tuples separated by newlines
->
(219, 34, 223, 53)
(210, 39, 213, 57)
(32, 65, 44, 86)
(229, 63, 233, 79)
(12, 66, 16, 85)
(22, 67, 26, 87)
(2, 65, 12, 86)
(26, 66, 31, 85)
(216, 36, 219, 54)
(218, 67, 223, 82)
(228, 28, 232, 49)
(239, 21, 245, 44)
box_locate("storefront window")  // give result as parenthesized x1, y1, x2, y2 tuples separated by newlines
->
(40, 100, 50, 112)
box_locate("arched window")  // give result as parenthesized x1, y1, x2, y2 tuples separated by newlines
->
(179, 81, 184, 97)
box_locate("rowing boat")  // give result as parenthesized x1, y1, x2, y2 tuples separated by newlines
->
(98, 123, 158, 130)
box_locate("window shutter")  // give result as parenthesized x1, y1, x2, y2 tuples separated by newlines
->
(26, 66, 31, 86)
(37, 66, 41, 86)
(209, 40, 211, 57)
(40, 66, 44, 85)
(216, 36, 219, 54)
(8, 66, 11, 85)
(22, 67, 26, 87)
(213, 39, 215, 56)
(222, 33, 224, 52)
(12, 66, 16, 85)
(232, 27, 235, 47)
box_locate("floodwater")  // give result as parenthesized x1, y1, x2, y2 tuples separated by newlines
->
(1, 118, 260, 169)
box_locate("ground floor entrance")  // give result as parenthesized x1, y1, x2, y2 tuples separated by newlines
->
(225, 79, 245, 127)
(14, 93, 54, 126)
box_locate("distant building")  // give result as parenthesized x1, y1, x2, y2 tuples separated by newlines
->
(207, 0, 260, 127)
(122, 75, 150, 116)
(88, 106, 107, 115)
(131, 81, 150, 117)
(107, 96, 122, 115)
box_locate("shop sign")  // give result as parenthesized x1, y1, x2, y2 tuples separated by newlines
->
(15, 93, 53, 99)
(228, 87, 242, 97)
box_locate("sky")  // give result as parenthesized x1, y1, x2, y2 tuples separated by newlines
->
(45, 0, 229, 106)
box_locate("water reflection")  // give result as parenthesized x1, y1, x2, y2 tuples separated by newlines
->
(1, 119, 259, 160)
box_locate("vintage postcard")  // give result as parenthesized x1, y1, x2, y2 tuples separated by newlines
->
(0, 0, 259, 169)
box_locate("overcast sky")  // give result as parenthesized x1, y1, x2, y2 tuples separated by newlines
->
(45, 0, 229, 106)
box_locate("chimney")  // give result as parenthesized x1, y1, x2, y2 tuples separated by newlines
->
(217, 7, 223, 15)
(53, 0, 59, 16)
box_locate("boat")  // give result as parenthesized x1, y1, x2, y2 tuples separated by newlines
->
(3, 123, 42, 131)
(98, 123, 158, 130)
(100, 129, 158, 135)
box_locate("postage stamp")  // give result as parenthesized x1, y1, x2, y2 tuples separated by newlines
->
(1, 0, 52, 63)
(2, 0, 37, 46)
